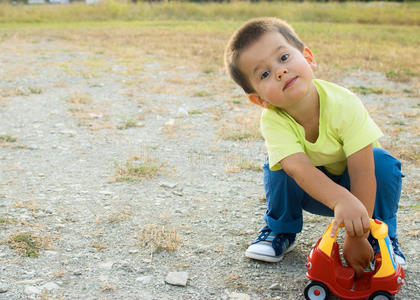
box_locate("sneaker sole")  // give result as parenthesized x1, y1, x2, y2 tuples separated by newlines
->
(245, 242, 296, 263)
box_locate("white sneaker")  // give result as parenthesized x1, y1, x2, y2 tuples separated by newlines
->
(245, 227, 296, 263)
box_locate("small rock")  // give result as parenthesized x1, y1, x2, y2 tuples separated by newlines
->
(136, 275, 153, 285)
(41, 282, 60, 291)
(98, 261, 114, 271)
(0, 283, 8, 293)
(24, 286, 41, 295)
(128, 249, 139, 254)
(73, 270, 82, 276)
(160, 182, 177, 189)
(229, 292, 251, 300)
(269, 283, 281, 290)
(99, 190, 113, 196)
(165, 272, 188, 287)
(172, 191, 183, 197)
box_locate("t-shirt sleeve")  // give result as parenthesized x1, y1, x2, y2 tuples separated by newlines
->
(335, 94, 383, 157)
(261, 109, 304, 171)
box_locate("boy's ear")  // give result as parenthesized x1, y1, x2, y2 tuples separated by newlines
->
(303, 47, 317, 70)
(248, 93, 269, 108)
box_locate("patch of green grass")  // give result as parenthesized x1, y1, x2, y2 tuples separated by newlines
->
(386, 69, 419, 81)
(392, 121, 406, 126)
(350, 86, 390, 95)
(0, 217, 16, 225)
(237, 159, 261, 172)
(0, 135, 17, 143)
(29, 87, 43, 94)
(117, 118, 138, 130)
(8, 233, 40, 258)
(193, 91, 212, 98)
(0, 2, 418, 26)
(114, 155, 162, 182)
(221, 131, 252, 141)
(189, 110, 202, 115)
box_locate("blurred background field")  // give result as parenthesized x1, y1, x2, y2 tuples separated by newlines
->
(0, 1, 419, 86)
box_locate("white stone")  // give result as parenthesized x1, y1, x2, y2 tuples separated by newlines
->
(24, 286, 41, 295)
(229, 292, 251, 300)
(98, 261, 114, 271)
(269, 283, 281, 290)
(135, 275, 153, 284)
(165, 272, 188, 287)
(42, 282, 60, 291)
(0, 283, 8, 293)
(160, 182, 178, 189)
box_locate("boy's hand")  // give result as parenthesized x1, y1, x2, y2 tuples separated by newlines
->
(330, 196, 371, 238)
(343, 235, 374, 279)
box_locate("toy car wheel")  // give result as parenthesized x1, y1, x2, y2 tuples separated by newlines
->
(369, 291, 395, 300)
(304, 281, 329, 300)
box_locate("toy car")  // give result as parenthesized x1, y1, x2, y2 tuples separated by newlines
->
(304, 219, 404, 300)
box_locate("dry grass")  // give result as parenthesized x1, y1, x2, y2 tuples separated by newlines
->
(0, 135, 17, 143)
(68, 91, 92, 105)
(8, 232, 50, 258)
(218, 111, 262, 142)
(67, 91, 112, 130)
(224, 155, 262, 174)
(137, 224, 181, 254)
(0, 216, 16, 225)
(114, 154, 162, 182)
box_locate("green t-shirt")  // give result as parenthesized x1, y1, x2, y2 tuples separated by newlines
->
(261, 79, 383, 175)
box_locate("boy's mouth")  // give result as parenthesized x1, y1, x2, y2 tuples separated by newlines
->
(283, 76, 298, 91)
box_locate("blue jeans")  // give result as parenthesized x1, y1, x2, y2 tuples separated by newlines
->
(263, 148, 403, 239)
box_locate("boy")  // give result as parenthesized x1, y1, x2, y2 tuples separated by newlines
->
(224, 17, 406, 277)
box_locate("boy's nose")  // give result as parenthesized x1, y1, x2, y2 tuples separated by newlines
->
(276, 67, 288, 81)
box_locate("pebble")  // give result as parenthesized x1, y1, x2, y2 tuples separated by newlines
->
(24, 286, 41, 295)
(98, 261, 114, 271)
(229, 292, 251, 300)
(128, 249, 139, 254)
(165, 272, 188, 287)
(136, 275, 153, 285)
(160, 182, 178, 189)
(0, 283, 8, 293)
(41, 282, 60, 291)
(269, 283, 282, 290)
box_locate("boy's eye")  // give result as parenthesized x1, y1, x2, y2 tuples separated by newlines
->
(280, 54, 289, 62)
(261, 71, 270, 79)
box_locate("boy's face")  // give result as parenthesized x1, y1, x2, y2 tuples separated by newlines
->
(238, 31, 317, 111)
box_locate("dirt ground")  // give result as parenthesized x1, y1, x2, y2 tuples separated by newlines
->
(0, 30, 419, 300)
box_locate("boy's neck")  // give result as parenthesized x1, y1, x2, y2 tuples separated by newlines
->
(284, 82, 320, 127)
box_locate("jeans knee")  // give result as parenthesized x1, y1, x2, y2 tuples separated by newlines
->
(373, 148, 403, 181)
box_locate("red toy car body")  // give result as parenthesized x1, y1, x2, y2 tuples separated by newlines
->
(304, 219, 404, 300)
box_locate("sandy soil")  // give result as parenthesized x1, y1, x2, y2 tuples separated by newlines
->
(0, 32, 419, 300)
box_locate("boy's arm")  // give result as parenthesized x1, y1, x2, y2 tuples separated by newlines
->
(347, 144, 376, 218)
(280, 152, 371, 237)
(343, 144, 376, 277)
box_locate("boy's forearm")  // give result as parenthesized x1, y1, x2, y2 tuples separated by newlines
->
(281, 153, 351, 210)
(347, 145, 376, 217)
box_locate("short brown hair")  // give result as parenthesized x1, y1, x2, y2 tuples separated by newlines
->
(224, 17, 305, 94)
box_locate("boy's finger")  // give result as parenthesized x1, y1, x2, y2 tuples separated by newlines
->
(354, 220, 364, 237)
(344, 221, 355, 237)
(362, 216, 371, 233)
(330, 219, 340, 237)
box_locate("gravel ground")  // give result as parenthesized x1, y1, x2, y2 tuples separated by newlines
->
(0, 34, 419, 300)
